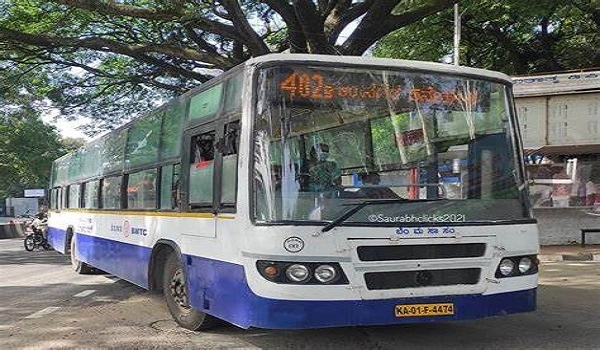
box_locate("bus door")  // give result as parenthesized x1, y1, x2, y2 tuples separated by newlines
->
(182, 123, 218, 238)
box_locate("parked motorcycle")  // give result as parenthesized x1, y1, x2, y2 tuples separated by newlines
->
(23, 214, 51, 251)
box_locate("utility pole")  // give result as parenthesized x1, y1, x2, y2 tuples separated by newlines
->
(453, 3, 461, 66)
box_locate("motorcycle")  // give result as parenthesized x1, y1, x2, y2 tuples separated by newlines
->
(23, 214, 51, 251)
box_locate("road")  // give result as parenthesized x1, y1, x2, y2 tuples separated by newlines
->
(1, 237, 600, 349)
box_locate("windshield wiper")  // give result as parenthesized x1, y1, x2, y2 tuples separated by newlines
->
(321, 198, 425, 233)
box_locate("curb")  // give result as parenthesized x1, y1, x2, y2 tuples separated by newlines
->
(539, 254, 600, 262)
(0, 223, 25, 239)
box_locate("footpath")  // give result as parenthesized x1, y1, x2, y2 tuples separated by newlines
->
(539, 244, 600, 261)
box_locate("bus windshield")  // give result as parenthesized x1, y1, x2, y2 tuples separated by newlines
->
(253, 64, 528, 225)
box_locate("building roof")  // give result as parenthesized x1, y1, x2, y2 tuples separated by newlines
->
(512, 70, 600, 97)
(524, 144, 600, 156)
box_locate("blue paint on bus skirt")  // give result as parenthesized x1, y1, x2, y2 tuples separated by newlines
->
(48, 228, 150, 288)
(185, 254, 537, 329)
(48, 229, 537, 329)
(47, 226, 67, 254)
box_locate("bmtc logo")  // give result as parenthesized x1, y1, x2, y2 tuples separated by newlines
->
(122, 220, 148, 237)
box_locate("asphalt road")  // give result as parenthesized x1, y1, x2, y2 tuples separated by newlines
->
(1, 237, 600, 349)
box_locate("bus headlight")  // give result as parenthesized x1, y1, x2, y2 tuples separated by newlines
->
(518, 257, 533, 274)
(495, 255, 538, 278)
(285, 264, 310, 283)
(256, 260, 348, 285)
(498, 258, 515, 276)
(314, 265, 337, 283)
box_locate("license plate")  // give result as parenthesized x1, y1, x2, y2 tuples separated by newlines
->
(395, 303, 454, 317)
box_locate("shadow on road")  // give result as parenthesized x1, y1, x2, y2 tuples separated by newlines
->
(0, 246, 70, 267)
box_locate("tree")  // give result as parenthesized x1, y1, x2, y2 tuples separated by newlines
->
(373, 0, 599, 74)
(0, 0, 458, 134)
(0, 109, 72, 199)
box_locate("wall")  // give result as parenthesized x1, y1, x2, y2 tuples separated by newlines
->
(0, 222, 25, 239)
(4, 197, 39, 217)
(515, 94, 600, 149)
(534, 208, 600, 245)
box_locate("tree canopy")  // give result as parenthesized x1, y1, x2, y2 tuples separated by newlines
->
(373, 0, 599, 74)
(0, 0, 458, 134)
(0, 107, 82, 199)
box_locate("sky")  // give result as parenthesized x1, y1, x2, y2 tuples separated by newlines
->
(41, 109, 92, 141)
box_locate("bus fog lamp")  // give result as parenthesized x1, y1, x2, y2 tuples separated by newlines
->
(518, 257, 533, 274)
(286, 264, 310, 282)
(314, 265, 337, 283)
(499, 259, 515, 276)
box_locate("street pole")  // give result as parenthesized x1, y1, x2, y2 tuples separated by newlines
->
(453, 3, 461, 66)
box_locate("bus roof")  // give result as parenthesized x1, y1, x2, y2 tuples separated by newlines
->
(245, 54, 512, 84)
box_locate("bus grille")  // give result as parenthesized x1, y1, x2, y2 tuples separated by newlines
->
(357, 243, 486, 261)
(364, 268, 481, 290)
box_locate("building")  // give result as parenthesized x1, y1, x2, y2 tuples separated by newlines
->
(512, 70, 600, 245)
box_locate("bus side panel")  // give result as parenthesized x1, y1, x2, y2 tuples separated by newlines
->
(47, 226, 67, 254)
(185, 254, 537, 329)
(76, 233, 151, 289)
(185, 254, 253, 328)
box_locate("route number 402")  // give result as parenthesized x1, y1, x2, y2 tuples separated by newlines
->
(279, 72, 333, 99)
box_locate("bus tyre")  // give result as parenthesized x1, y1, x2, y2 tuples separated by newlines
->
(163, 253, 219, 331)
(70, 235, 93, 274)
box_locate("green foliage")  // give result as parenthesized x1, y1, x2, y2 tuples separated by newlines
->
(0, 108, 70, 199)
(373, 0, 599, 74)
(1, 1, 459, 135)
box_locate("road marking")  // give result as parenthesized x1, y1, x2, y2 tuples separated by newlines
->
(73, 290, 96, 298)
(25, 307, 60, 319)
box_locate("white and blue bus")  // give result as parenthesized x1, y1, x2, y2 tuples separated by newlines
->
(47, 54, 539, 330)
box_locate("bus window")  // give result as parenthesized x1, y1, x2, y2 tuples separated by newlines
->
(160, 164, 180, 210)
(189, 131, 215, 206)
(125, 112, 161, 169)
(102, 129, 127, 174)
(49, 188, 56, 210)
(84, 180, 100, 209)
(223, 72, 243, 113)
(160, 101, 186, 159)
(219, 121, 240, 206)
(127, 169, 157, 210)
(61, 186, 68, 210)
(189, 84, 223, 121)
(101, 176, 122, 209)
(68, 184, 81, 209)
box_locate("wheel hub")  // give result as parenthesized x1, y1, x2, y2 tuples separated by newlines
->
(170, 269, 189, 309)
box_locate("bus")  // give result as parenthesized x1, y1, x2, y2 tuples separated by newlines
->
(47, 54, 539, 330)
